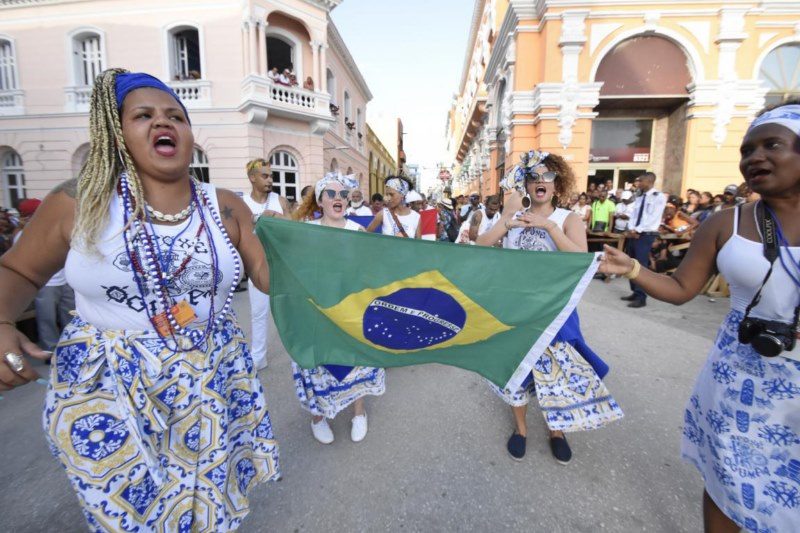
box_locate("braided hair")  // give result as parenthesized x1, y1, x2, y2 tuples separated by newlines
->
(73, 68, 147, 252)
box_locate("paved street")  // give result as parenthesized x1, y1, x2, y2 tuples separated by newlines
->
(0, 278, 727, 532)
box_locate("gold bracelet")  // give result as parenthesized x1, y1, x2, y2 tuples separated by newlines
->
(623, 259, 642, 280)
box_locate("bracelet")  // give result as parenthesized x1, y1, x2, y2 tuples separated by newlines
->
(623, 259, 642, 280)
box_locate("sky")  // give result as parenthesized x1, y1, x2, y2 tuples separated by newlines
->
(331, 0, 474, 191)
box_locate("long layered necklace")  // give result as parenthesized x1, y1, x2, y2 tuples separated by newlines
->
(118, 173, 241, 350)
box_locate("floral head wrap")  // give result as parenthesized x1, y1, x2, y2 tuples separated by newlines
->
(315, 171, 359, 201)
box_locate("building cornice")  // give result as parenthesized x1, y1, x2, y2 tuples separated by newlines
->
(458, 0, 487, 93)
(301, 0, 342, 12)
(327, 17, 373, 101)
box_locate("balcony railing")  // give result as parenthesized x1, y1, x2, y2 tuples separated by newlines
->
(64, 85, 92, 113)
(168, 80, 212, 109)
(240, 76, 332, 131)
(0, 89, 24, 115)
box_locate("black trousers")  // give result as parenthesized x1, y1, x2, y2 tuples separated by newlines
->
(626, 233, 658, 302)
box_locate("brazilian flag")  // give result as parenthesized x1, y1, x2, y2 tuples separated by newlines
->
(256, 218, 599, 390)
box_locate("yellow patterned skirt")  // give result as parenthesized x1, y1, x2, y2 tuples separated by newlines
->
(43, 315, 280, 532)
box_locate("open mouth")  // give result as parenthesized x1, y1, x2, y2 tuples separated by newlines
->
(331, 201, 344, 214)
(747, 168, 770, 181)
(153, 133, 177, 157)
(534, 185, 547, 198)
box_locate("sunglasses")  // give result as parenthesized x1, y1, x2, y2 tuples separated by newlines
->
(525, 171, 558, 183)
(321, 189, 350, 200)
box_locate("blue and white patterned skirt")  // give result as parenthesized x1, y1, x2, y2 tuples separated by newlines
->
(43, 315, 280, 532)
(488, 341, 623, 432)
(682, 310, 800, 532)
(291, 363, 385, 419)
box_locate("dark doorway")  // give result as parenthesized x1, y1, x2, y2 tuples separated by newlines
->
(267, 37, 293, 73)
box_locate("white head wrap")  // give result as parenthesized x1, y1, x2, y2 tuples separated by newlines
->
(748, 104, 800, 137)
(385, 177, 410, 197)
(315, 172, 359, 201)
(499, 149, 551, 192)
(406, 190, 423, 203)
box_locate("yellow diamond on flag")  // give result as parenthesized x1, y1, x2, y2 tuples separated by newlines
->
(311, 270, 513, 353)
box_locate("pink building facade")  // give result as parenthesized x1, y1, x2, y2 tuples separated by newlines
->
(0, 0, 371, 208)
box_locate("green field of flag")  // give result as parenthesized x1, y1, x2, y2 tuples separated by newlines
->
(256, 218, 598, 390)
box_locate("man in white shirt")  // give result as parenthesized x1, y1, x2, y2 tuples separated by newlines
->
(242, 158, 290, 370)
(346, 189, 373, 216)
(621, 172, 667, 308)
(613, 190, 635, 233)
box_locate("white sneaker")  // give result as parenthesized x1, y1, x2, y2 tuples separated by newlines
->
(351, 414, 368, 442)
(311, 418, 334, 444)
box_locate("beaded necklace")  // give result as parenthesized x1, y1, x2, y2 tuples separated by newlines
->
(118, 173, 241, 350)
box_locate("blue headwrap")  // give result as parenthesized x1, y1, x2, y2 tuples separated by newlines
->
(748, 104, 800, 137)
(115, 72, 190, 124)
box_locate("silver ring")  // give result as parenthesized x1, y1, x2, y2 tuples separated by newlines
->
(4, 352, 24, 373)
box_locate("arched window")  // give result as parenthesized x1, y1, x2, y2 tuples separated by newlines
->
(326, 68, 336, 103)
(329, 157, 338, 172)
(1, 150, 25, 208)
(356, 108, 363, 137)
(71, 31, 104, 86)
(343, 91, 351, 122)
(190, 146, 209, 183)
(267, 36, 294, 75)
(269, 150, 299, 201)
(0, 39, 18, 91)
(71, 143, 90, 177)
(759, 43, 800, 106)
(346, 166, 353, 175)
(169, 26, 202, 80)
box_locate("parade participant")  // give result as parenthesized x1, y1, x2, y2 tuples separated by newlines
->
(243, 157, 290, 371)
(406, 190, 424, 212)
(621, 172, 667, 308)
(0, 69, 280, 531)
(292, 172, 385, 443)
(600, 101, 800, 533)
(476, 150, 623, 463)
(437, 197, 458, 242)
(370, 192, 384, 214)
(345, 188, 372, 216)
(468, 195, 501, 242)
(366, 176, 421, 238)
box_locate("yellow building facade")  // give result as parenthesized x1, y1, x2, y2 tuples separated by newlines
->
(447, 0, 800, 197)
(367, 124, 397, 196)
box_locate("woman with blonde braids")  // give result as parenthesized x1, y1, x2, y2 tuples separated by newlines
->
(0, 69, 280, 531)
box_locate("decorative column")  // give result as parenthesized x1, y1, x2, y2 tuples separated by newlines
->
(248, 17, 259, 75)
(320, 43, 328, 92)
(242, 20, 251, 76)
(310, 40, 321, 90)
(258, 20, 268, 77)
(557, 10, 589, 148)
(711, 7, 748, 147)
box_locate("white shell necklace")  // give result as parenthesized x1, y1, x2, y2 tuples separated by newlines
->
(145, 201, 195, 223)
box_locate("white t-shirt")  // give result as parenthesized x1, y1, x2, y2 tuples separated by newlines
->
(381, 208, 420, 237)
(346, 204, 372, 217)
(243, 192, 283, 222)
(614, 202, 635, 231)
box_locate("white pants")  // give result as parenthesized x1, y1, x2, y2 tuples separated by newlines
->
(247, 279, 270, 368)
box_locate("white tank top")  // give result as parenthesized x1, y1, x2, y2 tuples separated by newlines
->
(308, 219, 363, 232)
(65, 183, 242, 331)
(477, 209, 501, 236)
(381, 208, 420, 237)
(505, 208, 571, 252)
(717, 204, 800, 322)
(242, 191, 283, 218)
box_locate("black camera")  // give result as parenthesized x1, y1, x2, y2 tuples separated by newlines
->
(738, 317, 797, 358)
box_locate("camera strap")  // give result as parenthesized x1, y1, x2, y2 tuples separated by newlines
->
(742, 201, 779, 320)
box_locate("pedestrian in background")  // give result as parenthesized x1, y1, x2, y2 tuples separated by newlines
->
(620, 172, 667, 308)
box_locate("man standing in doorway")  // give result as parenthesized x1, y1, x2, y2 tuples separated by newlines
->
(242, 158, 290, 370)
(621, 172, 667, 308)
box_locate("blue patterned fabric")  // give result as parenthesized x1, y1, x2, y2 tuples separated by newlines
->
(44, 315, 280, 532)
(488, 341, 623, 432)
(682, 310, 800, 532)
(292, 362, 385, 419)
